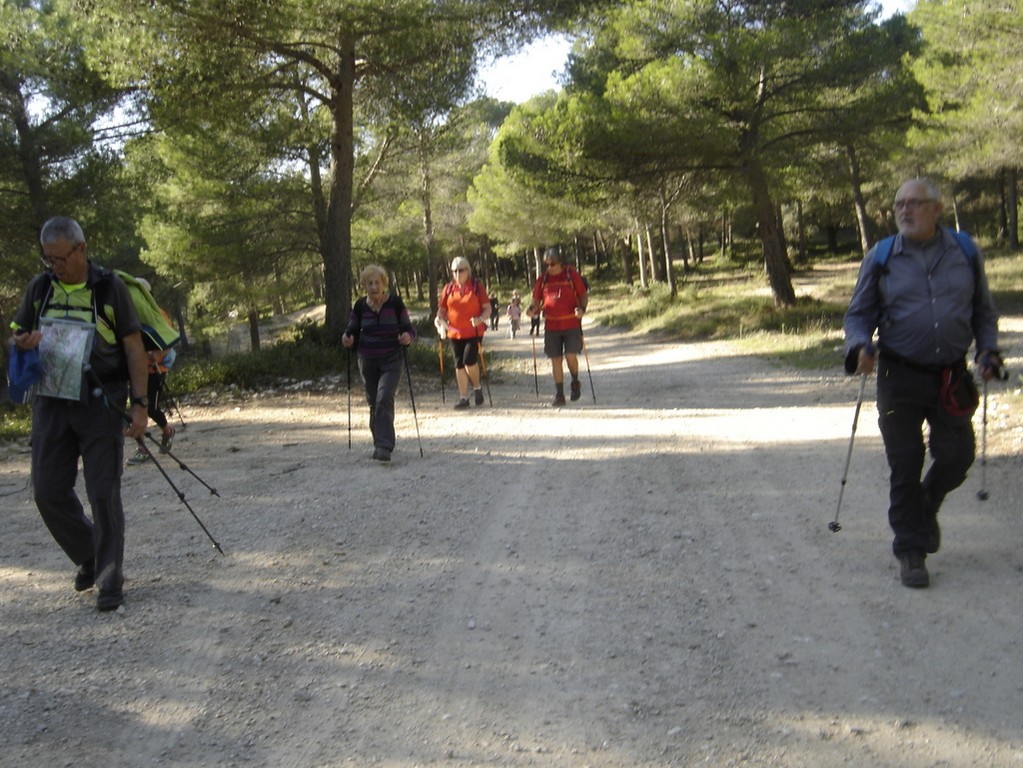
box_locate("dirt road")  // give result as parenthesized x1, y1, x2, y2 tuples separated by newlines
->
(2, 323, 1021, 767)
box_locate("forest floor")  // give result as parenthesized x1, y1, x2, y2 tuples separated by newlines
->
(2, 313, 1023, 767)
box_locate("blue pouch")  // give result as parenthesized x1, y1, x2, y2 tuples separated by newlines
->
(8, 346, 42, 404)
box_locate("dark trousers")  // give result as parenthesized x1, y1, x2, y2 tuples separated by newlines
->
(31, 390, 127, 594)
(876, 358, 975, 556)
(146, 371, 168, 429)
(359, 352, 401, 453)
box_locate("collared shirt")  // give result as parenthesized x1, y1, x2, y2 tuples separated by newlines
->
(844, 228, 998, 366)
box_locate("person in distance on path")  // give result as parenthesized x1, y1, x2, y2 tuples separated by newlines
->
(843, 178, 1000, 589)
(434, 256, 490, 409)
(528, 247, 588, 407)
(506, 292, 523, 339)
(342, 264, 416, 462)
(9, 216, 149, 612)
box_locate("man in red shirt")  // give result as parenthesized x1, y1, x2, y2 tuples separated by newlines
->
(528, 247, 588, 406)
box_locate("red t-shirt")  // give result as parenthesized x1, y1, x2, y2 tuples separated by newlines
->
(440, 279, 490, 339)
(532, 267, 587, 332)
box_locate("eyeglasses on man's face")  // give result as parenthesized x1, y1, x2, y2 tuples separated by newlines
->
(893, 198, 934, 212)
(452, 267, 467, 274)
(43, 242, 83, 266)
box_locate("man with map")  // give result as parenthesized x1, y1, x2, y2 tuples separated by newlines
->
(9, 216, 149, 612)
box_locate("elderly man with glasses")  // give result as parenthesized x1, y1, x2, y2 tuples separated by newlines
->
(844, 178, 1001, 589)
(9, 216, 149, 612)
(528, 246, 588, 407)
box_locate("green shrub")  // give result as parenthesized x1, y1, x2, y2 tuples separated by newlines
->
(0, 402, 32, 442)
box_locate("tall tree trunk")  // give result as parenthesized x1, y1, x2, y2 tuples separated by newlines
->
(744, 160, 796, 306)
(775, 203, 788, 264)
(417, 138, 439, 317)
(620, 236, 634, 285)
(795, 200, 807, 265)
(658, 193, 676, 297)
(1006, 167, 1020, 250)
(646, 226, 660, 282)
(9, 85, 49, 226)
(323, 35, 356, 337)
(635, 224, 648, 289)
(248, 308, 261, 352)
(846, 144, 873, 254)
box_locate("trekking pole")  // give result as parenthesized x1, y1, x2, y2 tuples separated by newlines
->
(149, 440, 220, 497)
(131, 439, 224, 554)
(829, 373, 867, 533)
(581, 328, 596, 403)
(161, 378, 187, 430)
(977, 359, 1009, 501)
(530, 333, 540, 398)
(977, 378, 989, 501)
(346, 346, 353, 450)
(437, 336, 446, 404)
(476, 326, 493, 407)
(401, 346, 424, 457)
(86, 369, 224, 554)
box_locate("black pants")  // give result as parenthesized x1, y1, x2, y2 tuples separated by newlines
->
(358, 352, 401, 453)
(31, 389, 127, 594)
(876, 358, 975, 556)
(146, 371, 168, 429)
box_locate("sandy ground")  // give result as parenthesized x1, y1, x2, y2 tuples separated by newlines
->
(2, 320, 1022, 768)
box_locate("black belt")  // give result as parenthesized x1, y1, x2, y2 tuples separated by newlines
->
(879, 346, 963, 374)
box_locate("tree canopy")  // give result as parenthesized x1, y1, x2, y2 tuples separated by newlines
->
(1, 0, 1021, 358)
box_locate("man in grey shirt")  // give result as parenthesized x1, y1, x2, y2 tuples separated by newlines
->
(844, 178, 1000, 589)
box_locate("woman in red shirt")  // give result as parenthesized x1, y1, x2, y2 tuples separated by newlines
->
(435, 257, 491, 409)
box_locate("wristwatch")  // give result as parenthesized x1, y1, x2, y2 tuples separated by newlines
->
(131, 396, 149, 408)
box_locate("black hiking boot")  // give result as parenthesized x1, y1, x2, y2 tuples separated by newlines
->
(898, 551, 930, 588)
(74, 560, 95, 592)
(97, 589, 123, 612)
(570, 379, 582, 401)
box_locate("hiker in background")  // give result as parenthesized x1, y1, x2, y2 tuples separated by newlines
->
(528, 246, 588, 407)
(506, 291, 523, 339)
(126, 277, 176, 465)
(9, 216, 149, 611)
(528, 304, 541, 337)
(342, 264, 416, 462)
(490, 295, 500, 331)
(844, 177, 1000, 589)
(435, 256, 490, 409)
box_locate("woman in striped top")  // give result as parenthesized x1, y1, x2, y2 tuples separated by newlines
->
(342, 264, 417, 462)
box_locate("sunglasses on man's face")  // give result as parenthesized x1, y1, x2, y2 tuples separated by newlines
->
(452, 267, 467, 273)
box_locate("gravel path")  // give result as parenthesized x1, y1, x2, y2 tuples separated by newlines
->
(2, 322, 1021, 767)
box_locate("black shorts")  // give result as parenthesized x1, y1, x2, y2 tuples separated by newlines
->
(544, 328, 583, 358)
(451, 337, 480, 368)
